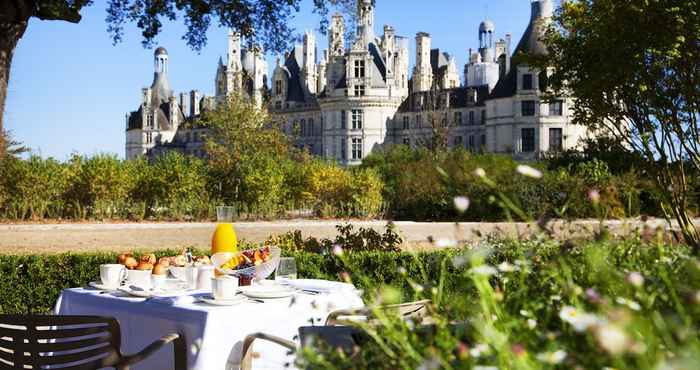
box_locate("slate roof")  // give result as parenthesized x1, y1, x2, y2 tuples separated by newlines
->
(488, 1, 549, 99)
(397, 85, 490, 113)
(282, 49, 307, 103)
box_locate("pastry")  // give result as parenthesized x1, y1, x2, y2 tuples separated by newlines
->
(124, 256, 138, 270)
(152, 263, 168, 275)
(157, 257, 171, 267)
(135, 262, 154, 271)
(141, 253, 157, 265)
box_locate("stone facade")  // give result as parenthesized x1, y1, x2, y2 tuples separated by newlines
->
(126, 0, 589, 163)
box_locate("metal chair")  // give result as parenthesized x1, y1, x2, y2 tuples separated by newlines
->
(0, 315, 186, 370)
(240, 300, 432, 370)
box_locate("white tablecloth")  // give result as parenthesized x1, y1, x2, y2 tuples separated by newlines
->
(54, 282, 364, 370)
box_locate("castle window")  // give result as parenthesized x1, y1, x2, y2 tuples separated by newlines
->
(454, 111, 463, 126)
(275, 80, 283, 95)
(275, 101, 282, 109)
(352, 110, 363, 130)
(416, 114, 422, 128)
(481, 110, 487, 125)
(468, 135, 475, 150)
(351, 137, 363, 160)
(403, 137, 410, 146)
(402, 116, 410, 130)
(480, 135, 486, 151)
(469, 111, 475, 125)
(450, 80, 457, 88)
(341, 110, 347, 129)
(522, 74, 533, 90)
(300, 119, 307, 137)
(549, 128, 563, 152)
(549, 100, 563, 116)
(341, 138, 347, 160)
(521, 128, 536, 153)
(521, 101, 536, 116)
(454, 136, 463, 146)
(354, 60, 366, 78)
(309, 118, 315, 136)
(354, 85, 366, 96)
(146, 114, 154, 129)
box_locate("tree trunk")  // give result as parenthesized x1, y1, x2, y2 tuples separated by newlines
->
(0, 20, 28, 155)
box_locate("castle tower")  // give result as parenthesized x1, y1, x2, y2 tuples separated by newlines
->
(412, 32, 433, 92)
(302, 31, 318, 94)
(479, 19, 496, 62)
(151, 47, 173, 101)
(226, 31, 244, 94)
(329, 14, 345, 57)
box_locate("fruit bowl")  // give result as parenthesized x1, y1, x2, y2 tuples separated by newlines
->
(211, 247, 281, 280)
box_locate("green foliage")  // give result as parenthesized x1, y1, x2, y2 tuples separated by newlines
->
(267, 223, 403, 254)
(299, 236, 700, 370)
(541, 0, 700, 249)
(362, 146, 666, 221)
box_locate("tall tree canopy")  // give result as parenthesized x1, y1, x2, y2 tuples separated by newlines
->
(541, 0, 700, 248)
(0, 0, 356, 154)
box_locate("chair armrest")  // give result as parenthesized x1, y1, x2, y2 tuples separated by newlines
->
(118, 333, 187, 370)
(325, 308, 371, 326)
(240, 332, 296, 370)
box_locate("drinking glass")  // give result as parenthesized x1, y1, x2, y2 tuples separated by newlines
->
(216, 206, 237, 222)
(276, 257, 297, 281)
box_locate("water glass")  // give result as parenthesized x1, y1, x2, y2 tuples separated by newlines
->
(185, 265, 199, 290)
(216, 206, 237, 222)
(276, 257, 297, 281)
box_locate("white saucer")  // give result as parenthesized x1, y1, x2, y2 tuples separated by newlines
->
(118, 286, 155, 298)
(238, 286, 295, 299)
(198, 295, 246, 306)
(89, 281, 121, 291)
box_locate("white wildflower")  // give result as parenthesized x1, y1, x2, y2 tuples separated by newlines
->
(626, 272, 645, 287)
(527, 318, 537, 329)
(397, 267, 407, 275)
(453, 196, 470, 213)
(474, 168, 486, 178)
(551, 295, 562, 301)
(332, 245, 344, 256)
(497, 261, 519, 273)
(435, 238, 457, 248)
(615, 297, 642, 311)
(452, 255, 468, 268)
(519, 309, 531, 317)
(469, 344, 490, 358)
(559, 306, 603, 332)
(536, 350, 567, 364)
(588, 189, 601, 204)
(595, 324, 630, 355)
(516, 165, 543, 179)
(469, 265, 498, 277)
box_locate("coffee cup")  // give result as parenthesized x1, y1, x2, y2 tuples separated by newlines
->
(212, 276, 238, 301)
(127, 269, 152, 290)
(151, 274, 166, 290)
(100, 264, 126, 288)
(197, 266, 215, 291)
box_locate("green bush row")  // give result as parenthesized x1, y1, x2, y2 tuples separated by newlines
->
(361, 146, 677, 221)
(0, 152, 384, 221)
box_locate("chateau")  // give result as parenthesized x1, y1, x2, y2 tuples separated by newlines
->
(125, 0, 588, 163)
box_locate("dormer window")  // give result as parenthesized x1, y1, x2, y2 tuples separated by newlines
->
(275, 80, 283, 95)
(146, 114, 154, 129)
(354, 60, 366, 78)
(354, 85, 366, 96)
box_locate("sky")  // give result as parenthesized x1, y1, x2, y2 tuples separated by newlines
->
(6, 0, 539, 160)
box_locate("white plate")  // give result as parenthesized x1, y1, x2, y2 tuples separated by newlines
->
(198, 295, 247, 306)
(88, 281, 121, 291)
(238, 286, 295, 299)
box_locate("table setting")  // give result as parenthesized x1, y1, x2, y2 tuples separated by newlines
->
(53, 224, 365, 370)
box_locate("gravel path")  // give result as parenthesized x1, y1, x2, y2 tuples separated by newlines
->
(0, 218, 686, 255)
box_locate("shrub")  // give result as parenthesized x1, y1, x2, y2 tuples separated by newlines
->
(266, 223, 403, 254)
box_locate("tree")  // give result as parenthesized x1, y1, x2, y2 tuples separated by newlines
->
(541, 0, 700, 249)
(202, 94, 294, 211)
(0, 0, 355, 155)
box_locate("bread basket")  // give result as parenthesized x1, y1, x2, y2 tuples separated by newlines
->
(211, 247, 282, 280)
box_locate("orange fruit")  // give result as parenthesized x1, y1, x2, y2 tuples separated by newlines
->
(211, 223, 238, 255)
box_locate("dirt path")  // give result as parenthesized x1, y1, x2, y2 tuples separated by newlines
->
(0, 218, 685, 255)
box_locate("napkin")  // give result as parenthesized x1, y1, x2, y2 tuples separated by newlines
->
(149, 292, 201, 305)
(285, 279, 356, 294)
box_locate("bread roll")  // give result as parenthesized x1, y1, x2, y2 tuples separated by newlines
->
(124, 256, 138, 270)
(157, 257, 171, 267)
(135, 262, 154, 271)
(152, 263, 168, 275)
(141, 253, 157, 265)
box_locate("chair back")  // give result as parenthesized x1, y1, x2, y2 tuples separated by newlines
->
(325, 299, 432, 326)
(0, 315, 122, 369)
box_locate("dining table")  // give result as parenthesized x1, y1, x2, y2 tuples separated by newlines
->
(54, 280, 364, 370)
